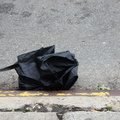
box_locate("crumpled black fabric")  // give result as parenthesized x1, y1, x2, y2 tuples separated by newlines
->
(0, 45, 79, 90)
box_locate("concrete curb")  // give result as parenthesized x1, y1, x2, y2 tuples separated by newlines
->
(0, 112, 59, 120)
(0, 96, 120, 111)
(0, 95, 120, 120)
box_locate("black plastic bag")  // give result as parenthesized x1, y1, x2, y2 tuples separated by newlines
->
(0, 45, 78, 90)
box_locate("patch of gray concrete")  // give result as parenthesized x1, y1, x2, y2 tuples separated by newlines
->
(63, 112, 120, 120)
(0, 112, 59, 120)
(0, 112, 120, 120)
(0, 0, 120, 90)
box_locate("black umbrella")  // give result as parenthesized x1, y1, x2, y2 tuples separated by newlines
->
(0, 45, 78, 90)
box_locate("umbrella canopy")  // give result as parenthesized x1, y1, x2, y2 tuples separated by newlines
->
(0, 46, 78, 90)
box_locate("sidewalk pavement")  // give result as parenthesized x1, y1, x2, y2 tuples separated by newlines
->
(0, 112, 120, 120)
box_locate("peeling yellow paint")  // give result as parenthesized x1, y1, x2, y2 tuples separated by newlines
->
(0, 91, 112, 97)
(8, 94, 16, 96)
(17, 92, 44, 96)
(90, 92, 108, 96)
(105, 92, 110, 95)
(0, 94, 6, 96)
(67, 94, 71, 95)
(76, 92, 110, 96)
(57, 93, 72, 96)
(4, 91, 15, 93)
(43, 94, 49, 96)
(76, 93, 89, 95)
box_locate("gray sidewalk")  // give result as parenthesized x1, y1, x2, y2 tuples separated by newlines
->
(0, 0, 120, 90)
(0, 112, 120, 120)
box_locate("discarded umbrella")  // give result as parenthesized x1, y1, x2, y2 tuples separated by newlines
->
(0, 45, 78, 90)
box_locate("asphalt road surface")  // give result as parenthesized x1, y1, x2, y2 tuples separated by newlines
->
(0, 0, 120, 90)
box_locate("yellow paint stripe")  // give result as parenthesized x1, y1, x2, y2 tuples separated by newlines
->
(0, 94, 6, 96)
(76, 93, 89, 95)
(4, 91, 15, 93)
(8, 94, 16, 96)
(76, 92, 110, 96)
(105, 92, 110, 95)
(18, 92, 44, 96)
(43, 94, 49, 96)
(57, 93, 72, 96)
(0, 91, 112, 97)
